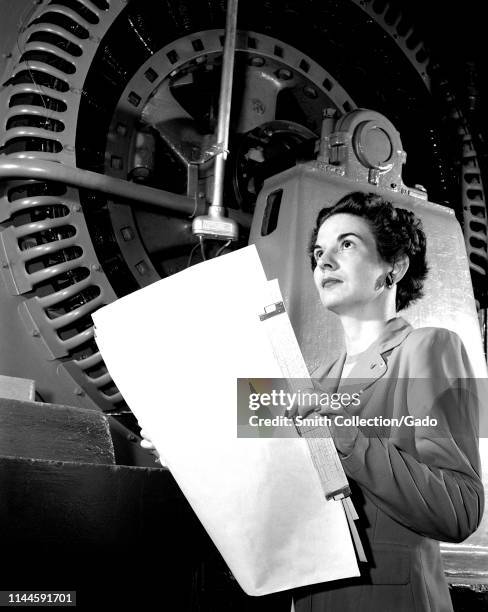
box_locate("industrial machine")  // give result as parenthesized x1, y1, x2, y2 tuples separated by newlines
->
(0, 0, 487, 608)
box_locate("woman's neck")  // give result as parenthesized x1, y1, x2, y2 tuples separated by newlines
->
(338, 302, 397, 355)
(339, 318, 390, 355)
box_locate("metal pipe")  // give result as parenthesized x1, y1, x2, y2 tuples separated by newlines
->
(0, 158, 198, 216)
(210, 0, 239, 214)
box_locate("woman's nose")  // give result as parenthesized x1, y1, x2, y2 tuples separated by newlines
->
(317, 249, 337, 269)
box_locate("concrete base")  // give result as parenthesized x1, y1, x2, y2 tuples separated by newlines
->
(0, 397, 115, 463)
(0, 373, 35, 401)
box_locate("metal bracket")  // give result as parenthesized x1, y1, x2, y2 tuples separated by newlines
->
(258, 301, 285, 321)
(199, 142, 230, 164)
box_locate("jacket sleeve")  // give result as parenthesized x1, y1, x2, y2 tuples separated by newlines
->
(336, 328, 485, 543)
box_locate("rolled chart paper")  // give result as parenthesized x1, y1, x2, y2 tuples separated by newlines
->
(92, 244, 358, 596)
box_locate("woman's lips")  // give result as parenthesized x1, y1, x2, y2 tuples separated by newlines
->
(322, 278, 342, 288)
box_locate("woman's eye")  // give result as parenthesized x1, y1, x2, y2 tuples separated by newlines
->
(341, 239, 353, 249)
(314, 249, 323, 262)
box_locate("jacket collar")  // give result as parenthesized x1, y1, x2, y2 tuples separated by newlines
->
(316, 317, 413, 387)
(372, 316, 413, 355)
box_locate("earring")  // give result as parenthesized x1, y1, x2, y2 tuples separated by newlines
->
(385, 272, 394, 288)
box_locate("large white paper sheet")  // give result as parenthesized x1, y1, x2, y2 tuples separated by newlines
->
(92, 245, 358, 596)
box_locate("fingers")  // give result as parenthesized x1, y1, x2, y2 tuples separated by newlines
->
(139, 429, 169, 467)
(140, 428, 152, 441)
(299, 403, 318, 418)
(140, 428, 156, 449)
(140, 439, 164, 465)
(154, 455, 169, 468)
(286, 399, 298, 419)
(287, 396, 319, 419)
(140, 438, 156, 450)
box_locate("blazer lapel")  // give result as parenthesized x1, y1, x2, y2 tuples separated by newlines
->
(339, 317, 414, 393)
(313, 317, 414, 398)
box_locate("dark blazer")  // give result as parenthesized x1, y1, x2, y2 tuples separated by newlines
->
(294, 317, 484, 612)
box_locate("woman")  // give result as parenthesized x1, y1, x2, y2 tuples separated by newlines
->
(293, 191, 484, 612)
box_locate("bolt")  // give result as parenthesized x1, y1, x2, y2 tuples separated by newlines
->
(32, 329, 40, 338)
(1, 261, 9, 269)
(74, 387, 84, 396)
(368, 169, 380, 186)
(323, 108, 336, 118)
(277, 68, 292, 80)
(303, 86, 318, 99)
(91, 263, 101, 272)
(251, 98, 265, 115)
(72, 204, 81, 212)
(127, 434, 137, 442)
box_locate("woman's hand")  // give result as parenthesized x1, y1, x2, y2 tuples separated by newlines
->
(286, 382, 326, 419)
(320, 405, 359, 455)
(140, 429, 167, 466)
(288, 393, 359, 456)
(286, 395, 317, 419)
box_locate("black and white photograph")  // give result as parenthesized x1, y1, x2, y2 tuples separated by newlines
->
(0, 0, 487, 610)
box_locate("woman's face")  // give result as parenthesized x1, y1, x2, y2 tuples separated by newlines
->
(312, 213, 391, 316)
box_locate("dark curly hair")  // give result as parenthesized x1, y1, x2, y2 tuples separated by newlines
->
(308, 192, 429, 311)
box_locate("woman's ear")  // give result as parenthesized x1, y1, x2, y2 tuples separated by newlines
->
(391, 255, 409, 284)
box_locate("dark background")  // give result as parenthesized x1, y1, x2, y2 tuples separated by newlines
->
(395, 0, 487, 164)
